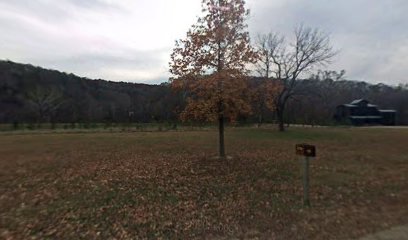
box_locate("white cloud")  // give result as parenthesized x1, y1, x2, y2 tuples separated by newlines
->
(247, 0, 408, 85)
(0, 0, 201, 83)
(0, 0, 407, 84)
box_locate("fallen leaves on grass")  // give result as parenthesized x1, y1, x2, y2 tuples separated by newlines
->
(0, 129, 407, 239)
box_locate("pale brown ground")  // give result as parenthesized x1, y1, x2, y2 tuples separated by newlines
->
(0, 127, 407, 239)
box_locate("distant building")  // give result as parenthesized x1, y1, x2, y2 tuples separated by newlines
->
(334, 99, 396, 126)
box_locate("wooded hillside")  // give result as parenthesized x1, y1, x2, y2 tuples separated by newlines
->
(1, 60, 407, 125)
(0, 60, 181, 124)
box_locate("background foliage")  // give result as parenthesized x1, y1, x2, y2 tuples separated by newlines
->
(1, 60, 408, 126)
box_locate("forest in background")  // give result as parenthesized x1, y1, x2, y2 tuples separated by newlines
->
(1, 60, 408, 126)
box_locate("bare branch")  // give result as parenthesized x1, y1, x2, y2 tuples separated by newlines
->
(254, 25, 337, 131)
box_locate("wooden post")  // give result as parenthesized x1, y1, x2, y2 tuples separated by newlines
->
(296, 144, 315, 207)
(218, 115, 225, 158)
(303, 156, 310, 207)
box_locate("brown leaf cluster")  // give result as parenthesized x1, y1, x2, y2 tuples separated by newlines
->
(169, 0, 259, 122)
(251, 79, 284, 113)
(176, 72, 252, 122)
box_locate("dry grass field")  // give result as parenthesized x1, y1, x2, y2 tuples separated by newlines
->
(0, 127, 407, 239)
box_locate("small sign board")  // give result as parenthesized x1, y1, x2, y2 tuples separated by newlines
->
(296, 144, 316, 157)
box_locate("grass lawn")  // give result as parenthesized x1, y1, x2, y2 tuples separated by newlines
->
(0, 127, 407, 239)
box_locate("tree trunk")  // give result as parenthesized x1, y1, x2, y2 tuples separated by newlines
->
(218, 114, 226, 158)
(277, 108, 285, 132)
(257, 113, 263, 127)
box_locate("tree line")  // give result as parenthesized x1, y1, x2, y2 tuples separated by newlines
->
(1, 60, 407, 128)
(0, 60, 182, 125)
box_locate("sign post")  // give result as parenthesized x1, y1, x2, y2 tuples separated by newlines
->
(303, 156, 310, 206)
(296, 144, 316, 207)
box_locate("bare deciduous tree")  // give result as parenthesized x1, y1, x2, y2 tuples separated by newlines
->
(255, 25, 337, 131)
(27, 87, 64, 124)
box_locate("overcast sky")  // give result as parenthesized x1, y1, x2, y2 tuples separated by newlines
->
(0, 0, 407, 85)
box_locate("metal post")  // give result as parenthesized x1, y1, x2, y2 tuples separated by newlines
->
(303, 156, 310, 207)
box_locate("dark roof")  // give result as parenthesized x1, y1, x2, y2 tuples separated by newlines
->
(338, 99, 396, 113)
(341, 103, 377, 108)
(350, 99, 368, 105)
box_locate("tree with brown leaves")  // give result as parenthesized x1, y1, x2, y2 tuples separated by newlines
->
(255, 26, 337, 131)
(249, 78, 282, 127)
(170, 0, 256, 158)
